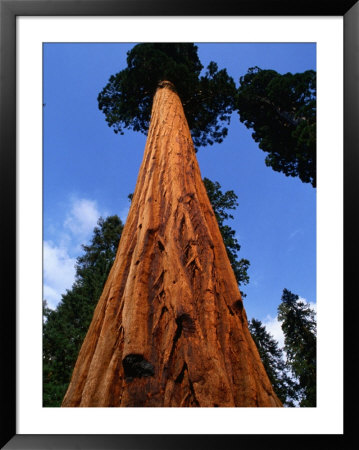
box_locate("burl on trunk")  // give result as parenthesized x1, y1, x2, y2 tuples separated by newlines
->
(62, 82, 282, 407)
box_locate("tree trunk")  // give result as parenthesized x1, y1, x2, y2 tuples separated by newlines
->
(62, 81, 282, 407)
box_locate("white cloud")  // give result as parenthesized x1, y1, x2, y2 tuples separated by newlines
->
(64, 198, 100, 238)
(263, 315, 285, 348)
(43, 196, 107, 309)
(43, 240, 76, 309)
(298, 296, 317, 314)
(43, 285, 62, 310)
(262, 297, 316, 350)
(43, 195, 130, 309)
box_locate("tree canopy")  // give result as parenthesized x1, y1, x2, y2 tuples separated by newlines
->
(278, 288, 316, 406)
(98, 43, 236, 148)
(236, 67, 316, 187)
(98, 45, 316, 185)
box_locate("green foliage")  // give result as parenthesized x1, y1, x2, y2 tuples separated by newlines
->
(203, 177, 250, 288)
(249, 318, 299, 406)
(98, 43, 236, 148)
(43, 215, 124, 406)
(278, 288, 317, 407)
(236, 67, 316, 187)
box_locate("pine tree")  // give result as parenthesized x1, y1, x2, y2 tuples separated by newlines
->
(249, 318, 299, 406)
(278, 288, 316, 406)
(43, 215, 124, 406)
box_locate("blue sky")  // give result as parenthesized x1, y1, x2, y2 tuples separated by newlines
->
(43, 43, 316, 346)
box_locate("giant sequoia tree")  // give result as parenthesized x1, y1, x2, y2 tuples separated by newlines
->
(236, 67, 316, 187)
(62, 44, 281, 407)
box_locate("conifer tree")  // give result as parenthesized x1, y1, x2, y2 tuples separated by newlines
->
(249, 318, 299, 406)
(278, 288, 316, 406)
(62, 44, 282, 406)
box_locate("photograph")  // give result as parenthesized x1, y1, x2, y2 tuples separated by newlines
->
(3, 3, 353, 445)
(42, 42, 317, 408)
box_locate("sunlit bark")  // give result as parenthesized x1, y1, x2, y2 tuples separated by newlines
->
(62, 82, 282, 407)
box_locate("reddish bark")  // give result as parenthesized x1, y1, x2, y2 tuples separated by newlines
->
(62, 81, 282, 407)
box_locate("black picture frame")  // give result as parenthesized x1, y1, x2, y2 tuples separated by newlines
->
(1, 1, 357, 448)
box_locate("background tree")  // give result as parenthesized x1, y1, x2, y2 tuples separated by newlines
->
(236, 67, 316, 187)
(278, 288, 316, 407)
(97, 43, 236, 148)
(249, 318, 299, 406)
(43, 215, 124, 406)
(203, 177, 250, 288)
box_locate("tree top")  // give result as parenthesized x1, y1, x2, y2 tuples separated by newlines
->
(98, 43, 236, 148)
